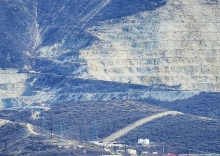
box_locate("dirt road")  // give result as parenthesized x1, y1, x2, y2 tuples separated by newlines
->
(103, 111, 183, 142)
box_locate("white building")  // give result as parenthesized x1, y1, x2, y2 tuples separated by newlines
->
(127, 149, 137, 156)
(138, 138, 150, 146)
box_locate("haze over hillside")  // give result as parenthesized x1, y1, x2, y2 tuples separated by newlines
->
(1, 0, 220, 154)
(1, 0, 220, 108)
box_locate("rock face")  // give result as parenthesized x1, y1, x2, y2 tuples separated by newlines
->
(0, 0, 220, 108)
(81, 0, 220, 91)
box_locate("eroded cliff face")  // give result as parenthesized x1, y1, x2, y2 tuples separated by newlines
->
(80, 0, 220, 92)
(0, 69, 27, 108)
(0, 0, 220, 108)
(0, 69, 52, 108)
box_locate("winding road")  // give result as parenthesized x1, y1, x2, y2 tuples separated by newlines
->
(102, 111, 183, 142)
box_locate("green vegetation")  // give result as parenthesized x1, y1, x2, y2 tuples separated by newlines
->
(0, 123, 26, 155)
(145, 92, 220, 119)
(38, 101, 164, 140)
(119, 114, 220, 154)
(0, 110, 32, 122)
(1, 100, 220, 154)
(0, 123, 26, 148)
(0, 124, 109, 156)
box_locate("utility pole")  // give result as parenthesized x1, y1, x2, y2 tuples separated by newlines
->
(124, 143, 127, 156)
(79, 128, 82, 145)
(39, 109, 43, 135)
(4, 142, 8, 156)
(93, 120, 98, 141)
(58, 121, 63, 146)
(46, 129, 50, 141)
(162, 142, 165, 155)
(49, 113, 53, 139)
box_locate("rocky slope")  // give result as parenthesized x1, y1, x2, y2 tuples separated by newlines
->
(1, 0, 220, 153)
(81, 0, 220, 92)
(2, 0, 220, 108)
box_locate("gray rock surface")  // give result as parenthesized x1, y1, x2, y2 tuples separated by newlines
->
(0, 0, 220, 108)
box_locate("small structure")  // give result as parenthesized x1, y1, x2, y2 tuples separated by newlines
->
(107, 142, 124, 148)
(138, 138, 150, 146)
(116, 150, 124, 155)
(162, 153, 177, 156)
(127, 149, 137, 156)
(152, 152, 159, 156)
(141, 151, 149, 156)
(97, 155, 122, 156)
(138, 139, 144, 144)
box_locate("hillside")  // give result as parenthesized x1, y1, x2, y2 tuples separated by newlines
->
(119, 114, 220, 153)
(0, 120, 110, 156)
(1, 0, 220, 107)
(143, 92, 220, 119)
(1, 0, 220, 154)
(1, 101, 219, 154)
(35, 101, 165, 141)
